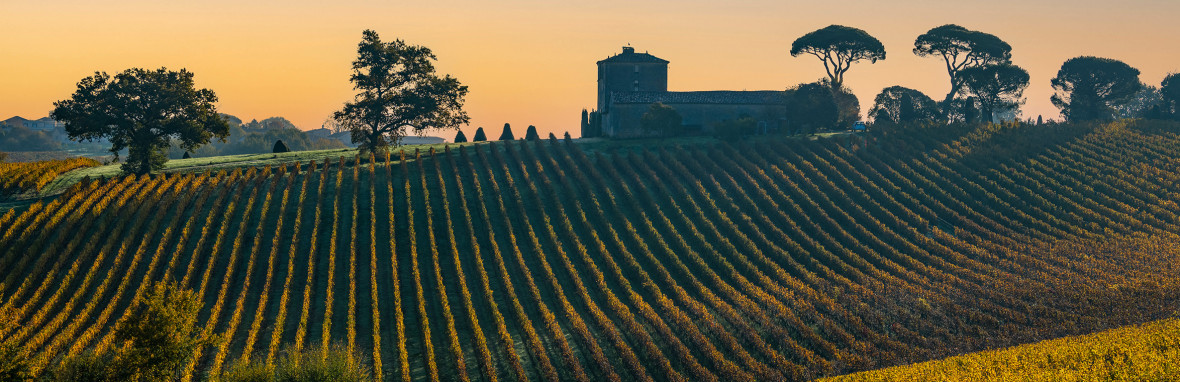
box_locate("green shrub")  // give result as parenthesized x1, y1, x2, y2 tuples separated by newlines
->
(0, 339, 34, 381)
(47, 352, 114, 382)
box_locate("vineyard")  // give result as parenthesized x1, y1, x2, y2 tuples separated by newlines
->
(2, 120, 1180, 381)
(824, 317, 1180, 381)
(0, 157, 100, 195)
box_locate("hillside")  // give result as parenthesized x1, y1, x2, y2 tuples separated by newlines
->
(823, 317, 1180, 381)
(2, 120, 1180, 381)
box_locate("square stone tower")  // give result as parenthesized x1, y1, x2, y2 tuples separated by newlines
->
(596, 46, 669, 115)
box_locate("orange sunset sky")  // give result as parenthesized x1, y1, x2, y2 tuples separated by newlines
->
(2, 0, 1178, 140)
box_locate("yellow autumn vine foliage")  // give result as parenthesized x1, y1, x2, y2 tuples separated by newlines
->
(824, 318, 1180, 381)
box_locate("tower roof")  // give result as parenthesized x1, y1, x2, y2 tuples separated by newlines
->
(597, 46, 669, 65)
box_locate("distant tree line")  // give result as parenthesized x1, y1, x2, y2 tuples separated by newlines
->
(168, 115, 345, 159)
(0, 124, 61, 152)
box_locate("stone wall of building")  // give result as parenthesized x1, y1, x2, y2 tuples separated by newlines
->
(606, 102, 786, 138)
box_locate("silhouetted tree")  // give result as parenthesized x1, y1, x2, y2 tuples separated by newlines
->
(1037, 115, 1043, 125)
(823, 79, 862, 128)
(454, 130, 468, 143)
(273, 139, 291, 153)
(784, 82, 839, 133)
(1051, 56, 1141, 122)
(525, 125, 540, 141)
(1114, 85, 1163, 119)
(1161, 73, 1180, 118)
(914, 24, 1013, 116)
(182, 152, 192, 159)
(790, 25, 886, 90)
(564, 131, 572, 141)
(956, 63, 1030, 122)
(640, 103, 683, 137)
(51, 68, 230, 174)
(548, 132, 557, 140)
(869, 86, 940, 125)
(589, 111, 602, 137)
(580, 109, 592, 137)
(473, 127, 487, 142)
(333, 30, 469, 153)
(498, 123, 515, 140)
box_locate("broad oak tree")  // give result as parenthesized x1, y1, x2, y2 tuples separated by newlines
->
(914, 24, 1012, 116)
(790, 25, 886, 90)
(956, 63, 1030, 123)
(334, 30, 469, 153)
(51, 68, 230, 174)
(1051, 56, 1141, 122)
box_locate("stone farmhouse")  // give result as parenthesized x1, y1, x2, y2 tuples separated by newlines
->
(594, 47, 786, 138)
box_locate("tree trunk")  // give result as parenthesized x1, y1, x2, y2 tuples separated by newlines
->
(942, 75, 957, 121)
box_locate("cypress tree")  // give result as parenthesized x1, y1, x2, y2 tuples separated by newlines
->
(454, 130, 468, 143)
(525, 125, 540, 141)
(181, 152, 192, 159)
(564, 131, 572, 141)
(580, 109, 590, 137)
(473, 127, 487, 142)
(273, 140, 291, 153)
(498, 123, 515, 140)
(1037, 115, 1043, 125)
(548, 132, 558, 141)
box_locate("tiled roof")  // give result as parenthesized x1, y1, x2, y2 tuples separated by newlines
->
(610, 91, 786, 105)
(598, 50, 669, 64)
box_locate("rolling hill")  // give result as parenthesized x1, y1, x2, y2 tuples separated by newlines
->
(2, 120, 1179, 381)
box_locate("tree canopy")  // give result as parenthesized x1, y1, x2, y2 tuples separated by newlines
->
(473, 127, 487, 142)
(790, 25, 886, 89)
(914, 24, 1012, 115)
(1113, 85, 1163, 119)
(823, 79, 862, 128)
(869, 86, 941, 125)
(784, 82, 839, 133)
(1162, 73, 1180, 118)
(108, 281, 218, 381)
(1051, 56, 1142, 122)
(454, 129, 468, 143)
(333, 30, 469, 153)
(956, 63, 1030, 123)
(639, 103, 683, 137)
(525, 125, 540, 141)
(51, 67, 230, 174)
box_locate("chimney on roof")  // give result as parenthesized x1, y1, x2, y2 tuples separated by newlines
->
(622, 46, 635, 54)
